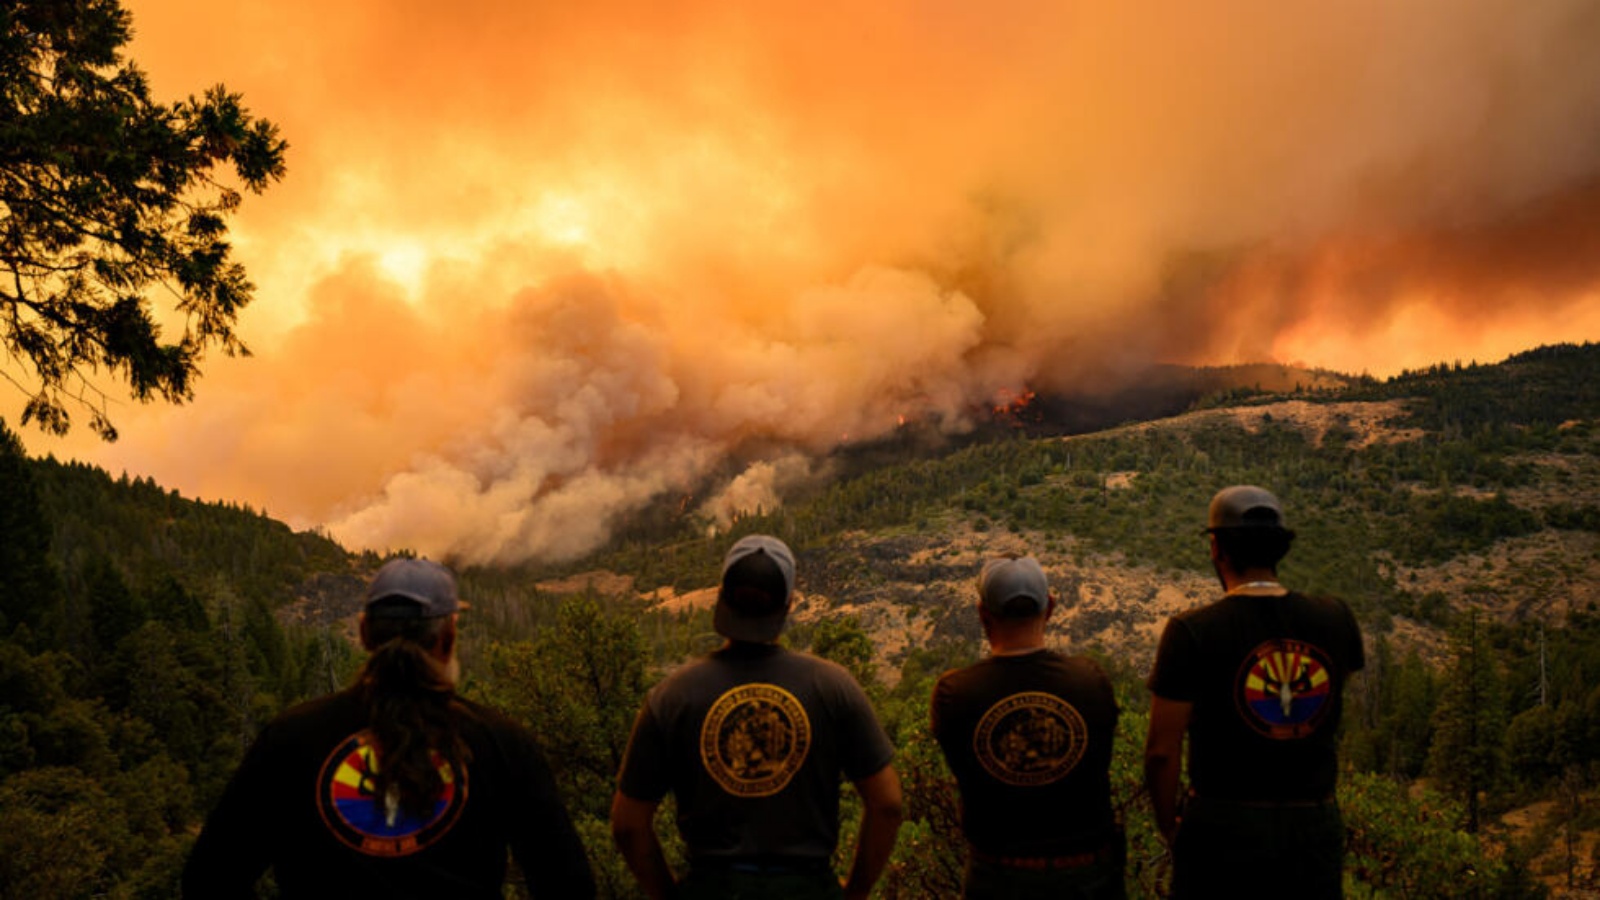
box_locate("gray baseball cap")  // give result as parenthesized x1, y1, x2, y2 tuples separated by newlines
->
(979, 555, 1050, 618)
(714, 535, 795, 643)
(364, 558, 466, 618)
(1207, 485, 1288, 531)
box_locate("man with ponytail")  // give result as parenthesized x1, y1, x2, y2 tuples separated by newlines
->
(183, 558, 595, 898)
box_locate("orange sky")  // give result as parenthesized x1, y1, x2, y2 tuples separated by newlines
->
(11, 0, 1600, 564)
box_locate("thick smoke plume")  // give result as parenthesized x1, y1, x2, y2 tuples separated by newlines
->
(18, 0, 1600, 564)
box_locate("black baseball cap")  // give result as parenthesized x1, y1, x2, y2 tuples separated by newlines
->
(713, 535, 795, 643)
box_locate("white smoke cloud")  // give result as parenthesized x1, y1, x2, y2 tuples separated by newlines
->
(316, 266, 999, 563)
(699, 453, 820, 531)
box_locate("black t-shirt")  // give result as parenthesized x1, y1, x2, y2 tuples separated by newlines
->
(1147, 590, 1365, 803)
(931, 649, 1119, 856)
(617, 643, 895, 861)
(181, 688, 595, 899)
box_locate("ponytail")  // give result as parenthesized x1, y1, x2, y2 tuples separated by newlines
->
(357, 616, 469, 822)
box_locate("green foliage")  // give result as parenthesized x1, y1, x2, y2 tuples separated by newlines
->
(1342, 638, 1438, 779)
(466, 594, 662, 899)
(1383, 492, 1540, 565)
(479, 593, 648, 798)
(794, 614, 878, 689)
(1341, 772, 1511, 898)
(0, 0, 287, 438)
(29, 456, 350, 614)
(0, 420, 60, 633)
(1349, 343, 1600, 436)
(1429, 611, 1508, 833)
(0, 767, 129, 897)
(1543, 502, 1600, 532)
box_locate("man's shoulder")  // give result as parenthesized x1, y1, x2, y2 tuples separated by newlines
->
(1287, 590, 1357, 616)
(266, 688, 361, 730)
(1170, 590, 1355, 626)
(937, 650, 1107, 692)
(649, 650, 732, 691)
(1169, 594, 1232, 626)
(722, 644, 857, 680)
(785, 647, 860, 681)
(932, 660, 976, 698)
(448, 695, 557, 765)
(1054, 650, 1113, 683)
(451, 694, 530, 732)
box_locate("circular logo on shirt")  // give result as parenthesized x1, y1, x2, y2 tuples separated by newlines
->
(1235, 639, 1335, 739)
(699, 683, 812, 797)
(316, 730, 467, 857)
(973, 691, 1088, 786)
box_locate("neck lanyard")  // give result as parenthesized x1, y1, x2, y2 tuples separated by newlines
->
(1226, 580, 1284, 596)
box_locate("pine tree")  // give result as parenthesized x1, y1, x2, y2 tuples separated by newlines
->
(0, 420, 61, 634)
(1428, 608, 1507, 832)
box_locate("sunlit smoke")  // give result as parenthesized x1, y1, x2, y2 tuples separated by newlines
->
(13, 0, 1598, 564)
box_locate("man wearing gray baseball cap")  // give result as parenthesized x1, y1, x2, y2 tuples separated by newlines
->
(611, 534, 903, 900)
(184, 558, 595, 898)
(932, 553, 1123, 899)
(1144, 486, 1364, 899)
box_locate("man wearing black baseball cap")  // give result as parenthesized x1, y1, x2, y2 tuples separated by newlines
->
(183, 558, 595, 898)
(932, 553, 1123, 899)
(611, 535, 903, 900)
(1144, 486, 1364, 898)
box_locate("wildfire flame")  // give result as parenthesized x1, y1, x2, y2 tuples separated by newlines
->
(991, 388, 1037, 417)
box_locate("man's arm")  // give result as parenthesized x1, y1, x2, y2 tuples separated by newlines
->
(610, 791, 675, 900)
(842, 763, 904, 900)
(503, 728, 597, 899)
(181, 727, 280, 898)
(1143, 695, 1192, 846)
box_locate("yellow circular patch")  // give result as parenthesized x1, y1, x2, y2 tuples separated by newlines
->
(699, 683, 812, 797)
(973, 691, 1087, 786)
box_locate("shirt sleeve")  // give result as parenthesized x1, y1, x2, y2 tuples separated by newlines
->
(181, 725, 280, 898)
(616, 701, 672, 802)
(502, 726, 597, 899)
(1146, 618, 1199, 702)
(837, 673, 895, 782)
(1342, 600, 1366, 674)
(1090, 659, 1120, 718)
(929, 674, 952, 745)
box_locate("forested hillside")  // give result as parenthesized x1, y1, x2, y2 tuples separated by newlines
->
(0, 433, 370, 896)
(2, 343, 1598, 897)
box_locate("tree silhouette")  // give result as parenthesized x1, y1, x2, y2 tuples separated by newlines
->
(1, 0, 286, 438)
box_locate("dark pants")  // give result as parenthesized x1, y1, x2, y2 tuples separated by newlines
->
(677, 861, 842, 900)
(1170, 796, 1344, 899)
(963, 832, 1127, 900)
(963, 858, 1126, 900)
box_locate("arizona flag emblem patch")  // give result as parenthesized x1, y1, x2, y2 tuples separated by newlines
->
(316, 731, 467, 857)
(1235, 639, 1334, 739)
